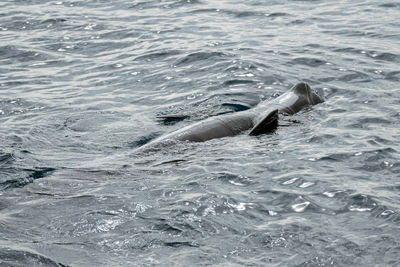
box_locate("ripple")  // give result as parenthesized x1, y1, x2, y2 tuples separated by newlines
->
(63, 112, 121, 132)
(290, 57, 327, 67)
(0, 152, 14, 166)
(291, 200, 311, 212)
(0, 98, 47, 117)
(0, 45, 51, 63)
(213, 172, 254, 186)
(366, 52, 399, 62)
(282, 177, 299, 185)
(318, 153, 353, 162)
(0, 167, 56, 191)
(174, 51, 230, 66)
(131, 0, 201, 9)
(384, 71, 400, 81)
(378, 2, 400, 8)
(307, 133, 337, 144)
(188, 8, 220, 14)
(256, 190, 333, 215)
(358, 117, 391, 124)
(222, 79, 256, 86)
(372, 206, 397, 220)
(333, 47, 400, 62)
(345, 116, 393, 129)
(322, 190, 350, 198)
(163, 241, 199, 247)
(134, 49, 181, 62)
(346, 194, 377, 212)
(216, 10, 290, 19)
(41, 18, 67, 25)
(1, 18, 36, 31)
(0, 247, 67, 267)
(156, 114, 190, 125)
(337, 71, 370, 83)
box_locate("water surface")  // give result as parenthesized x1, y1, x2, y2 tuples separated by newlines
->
(1, 0, 400, 266)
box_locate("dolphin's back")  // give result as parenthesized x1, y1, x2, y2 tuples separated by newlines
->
(159, 113, 254, 143)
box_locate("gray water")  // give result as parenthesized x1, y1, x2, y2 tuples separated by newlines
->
(1, 0, 400, 266)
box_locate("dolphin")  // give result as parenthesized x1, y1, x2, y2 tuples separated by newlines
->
(139, 82, 324, 150)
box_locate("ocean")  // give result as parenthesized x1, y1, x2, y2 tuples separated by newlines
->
(1, 0, 399, 266)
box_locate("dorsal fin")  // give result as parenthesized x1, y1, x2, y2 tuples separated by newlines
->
(249, 109, 279, 136)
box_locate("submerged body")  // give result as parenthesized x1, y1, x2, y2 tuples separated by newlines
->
(139, 82, 324, 150)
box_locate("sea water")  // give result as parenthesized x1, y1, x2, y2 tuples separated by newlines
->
(1, 0, 399, 266)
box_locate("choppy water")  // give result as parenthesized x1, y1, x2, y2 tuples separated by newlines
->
(1, 0, 400, 266)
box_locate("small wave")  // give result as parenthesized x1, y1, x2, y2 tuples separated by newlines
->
(134, 49, 181, 62)
(233, 11, 265, 18)
(1, 18, 36, 31)
(190, 9, 288, 19)
(255, 189, 334, 215)
(1, 15, 70, 31)
(0, 167, 56, 191)
(224, 61, 266, 72)
(130, 0, 201, 9)
(379, 2, 400, 8)
(222, 79, 256, 87)
(372, 206, 398, 220)
(41, 18, 67, 25)
(156, 115, 190, 125)
(163, 241, 199, 247)
(153, 222, 183, 234)
(290, 57, 327, 67)
(0, 152, 14, 166)
(332, 47, 399, 64)
(365, 52, 400, 62)
(99, 29, 141, 40)
(345, 116, 392, 129)
(384, 71, 400, 81)
(354, 161, 399, 173)
(0, 45, 50, 63)
(305, 43, 324, 49)
(74, 41, 132, 57)
(63, 112, 121, 132)
(188, 8, 219, 14)
(297, 255, 342, 267)
(213, 172, 255, 186)
(289, 19, 307, 25)
(319, 191, 399, 220)
(337, 71, 370, 83)
(345, 194, 377, 212)
(366, 135, 395, 145)
(165, 0, 202, 8)
(267, 12, 289, 17)
(0, 247, 68, 267)
(311, 147, 396, 165)
(307, 134, 336, 144)
(358, 117, 391, 124)
(174, 51, 230, 66)
(318, 153, 353, 162)
(0, 98, 46, 117)
(326, 28, 400, 40)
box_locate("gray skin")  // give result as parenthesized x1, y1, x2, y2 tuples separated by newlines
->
(139, 82, 324, 150)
